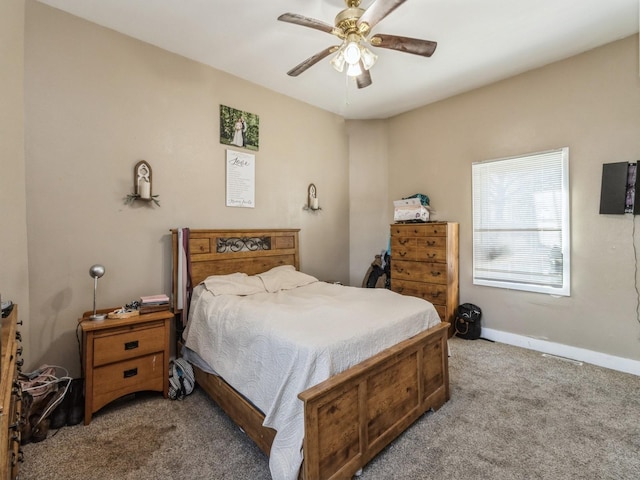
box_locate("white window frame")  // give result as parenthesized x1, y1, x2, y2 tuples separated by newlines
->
(472, 147, 571, 296)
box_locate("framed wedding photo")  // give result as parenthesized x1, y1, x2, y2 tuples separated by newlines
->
(219, 105, 259, 151)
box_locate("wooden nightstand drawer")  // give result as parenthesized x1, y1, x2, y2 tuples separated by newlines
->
(93, 321, 165, 367)
(93, 353, 165, 412)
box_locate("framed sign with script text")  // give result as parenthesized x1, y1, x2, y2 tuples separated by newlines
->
(226, 149, 255, 208)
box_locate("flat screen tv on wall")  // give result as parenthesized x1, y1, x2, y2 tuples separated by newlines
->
(599, 162, 640, 215)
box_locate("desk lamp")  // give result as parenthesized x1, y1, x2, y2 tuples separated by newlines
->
(89, 264, 107, 320)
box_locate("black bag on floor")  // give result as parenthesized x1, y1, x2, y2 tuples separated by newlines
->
(454, 303, 482, 340)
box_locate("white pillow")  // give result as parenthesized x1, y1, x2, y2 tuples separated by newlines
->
(257, 265, 318, 292)
(202, 272, 266, 296)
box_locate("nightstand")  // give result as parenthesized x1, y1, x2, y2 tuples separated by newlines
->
(79, 309, 172, 425)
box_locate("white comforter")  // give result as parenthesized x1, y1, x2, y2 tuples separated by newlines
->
(183, 280, 440, 480)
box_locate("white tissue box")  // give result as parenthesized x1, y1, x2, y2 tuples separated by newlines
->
(393, 198, 430, 222)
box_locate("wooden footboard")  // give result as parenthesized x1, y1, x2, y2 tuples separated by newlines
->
(192, 321, 449, 480)
(299, 321, 449, 480)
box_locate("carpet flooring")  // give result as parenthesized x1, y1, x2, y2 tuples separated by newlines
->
(20, 338, 640, 479)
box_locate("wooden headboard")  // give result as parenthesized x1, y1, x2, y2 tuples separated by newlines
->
(171, 228, 300, 313)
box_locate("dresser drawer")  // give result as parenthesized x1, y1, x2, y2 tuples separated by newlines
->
(391, 278, 448, 305)
(392, 260, 448, 284)
(392, 236, 447, 262)
(93, 353, 164, 409)
(391, 223, 448, 237)
(93, 322, 165, 367)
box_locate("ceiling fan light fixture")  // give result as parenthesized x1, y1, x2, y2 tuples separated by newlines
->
(360, 46, 378, 71)
(330, 48, 346, 72)
(346, 61, 362, 77)
(343, 36, 362, 65)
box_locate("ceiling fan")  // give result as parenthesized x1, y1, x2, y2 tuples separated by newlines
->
(277, 0, 437, 89)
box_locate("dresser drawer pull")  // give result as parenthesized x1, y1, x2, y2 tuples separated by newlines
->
(431, 291, 442, 298)
(123, 368, 138, 378)
(431, 271, 441, 276)
(124, 340, 139, 351)
(399, 251, 407, 257)
(427, 253, 437, 259)
(426, 240, 436, 246)
(399, 238, 409, 245)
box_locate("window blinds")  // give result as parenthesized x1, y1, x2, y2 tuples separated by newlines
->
(472, 148, 570, 296)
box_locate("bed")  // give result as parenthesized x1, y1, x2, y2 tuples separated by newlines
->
(171, 228, 450, 480)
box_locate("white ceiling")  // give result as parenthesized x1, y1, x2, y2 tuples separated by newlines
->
(37, 0, 639, 120)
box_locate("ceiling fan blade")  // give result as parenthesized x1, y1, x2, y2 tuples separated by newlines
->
(355, 65, 372, 89)
(370, 33, 437, 57)
(357, 0, 406, 33)
(286, 46, 339, 77)
(278, 13, 335, 35)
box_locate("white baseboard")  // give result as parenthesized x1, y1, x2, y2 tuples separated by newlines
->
(481, 328, 640, 377)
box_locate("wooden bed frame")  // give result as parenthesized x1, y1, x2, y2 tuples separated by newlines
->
(171, 228, 450, 480)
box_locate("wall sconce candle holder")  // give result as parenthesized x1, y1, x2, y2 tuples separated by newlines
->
(303, 183, 321, 212)
(125, 160, 160, 206)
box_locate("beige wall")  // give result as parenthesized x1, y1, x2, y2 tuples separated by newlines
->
(24, 1, 349, 376)
(346, 119, 389, 286)
(0, 0, 31, 360)
(387, 35, 640, 362)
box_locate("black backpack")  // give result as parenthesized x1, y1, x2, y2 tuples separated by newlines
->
(454, 303, 482, 340)
(362, 254, 388, 289)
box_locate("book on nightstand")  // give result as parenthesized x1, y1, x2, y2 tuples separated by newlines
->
(139, 294, 170, 314)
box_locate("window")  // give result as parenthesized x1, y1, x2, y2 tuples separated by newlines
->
(472, 148, 570, 296)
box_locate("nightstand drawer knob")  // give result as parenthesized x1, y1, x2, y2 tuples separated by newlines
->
(124, 340, 139, 350)
(123, 367, 138, 378)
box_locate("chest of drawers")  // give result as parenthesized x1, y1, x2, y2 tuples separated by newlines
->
(1, 306, 22, 479)
(80, 310, 172, 424)
(390, 222, 459, 336)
